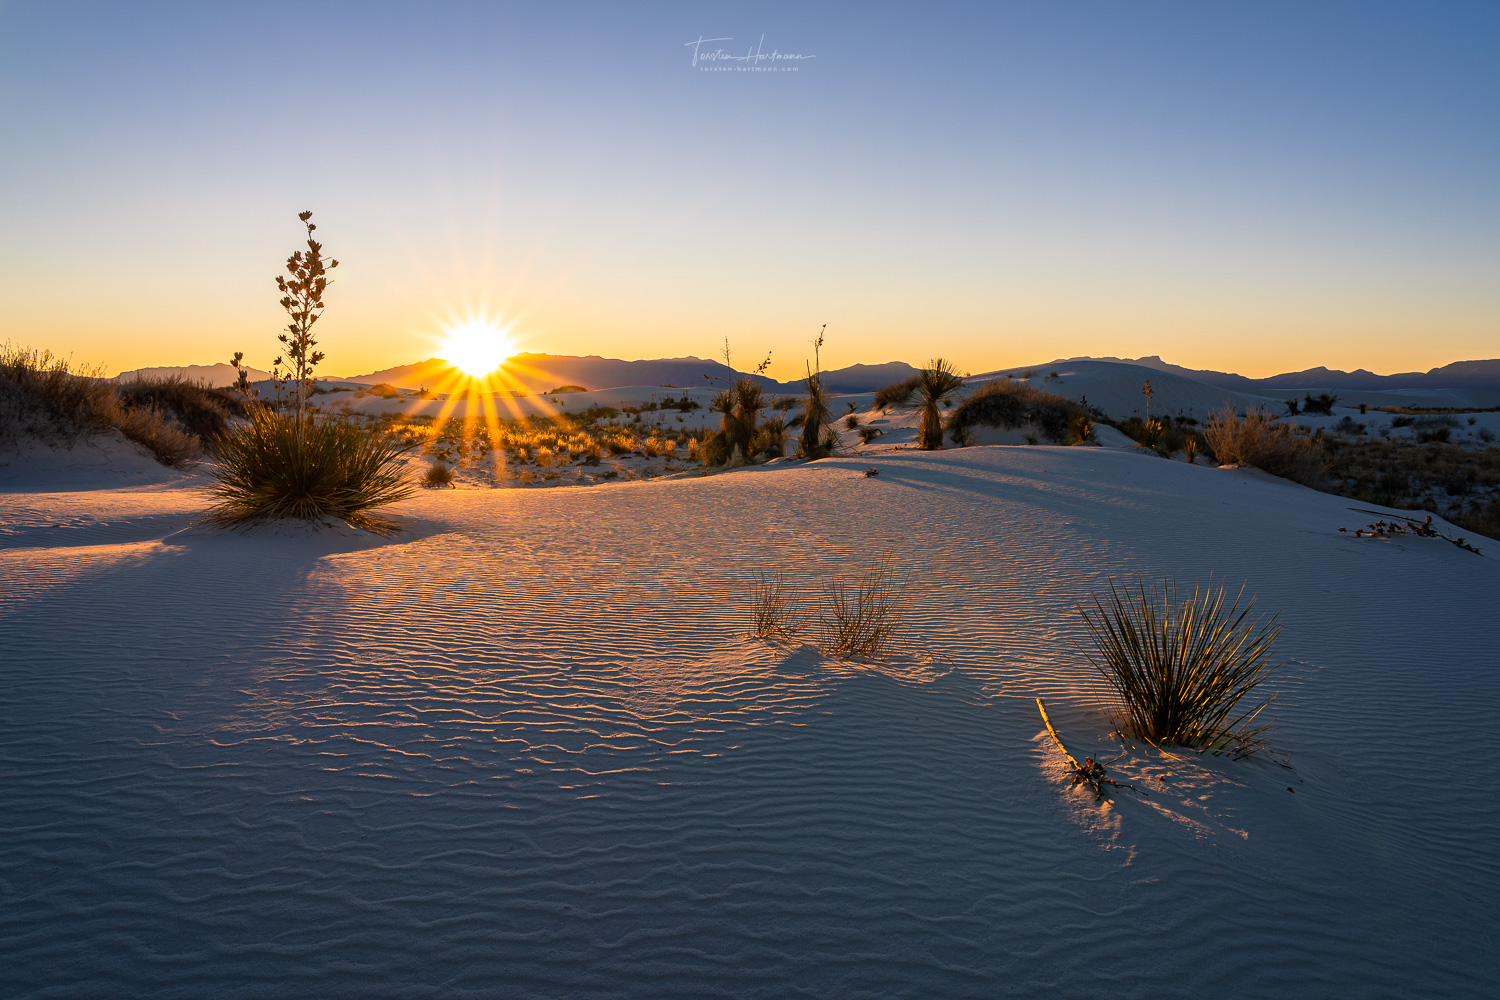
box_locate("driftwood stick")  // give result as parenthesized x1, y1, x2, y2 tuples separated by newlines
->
(1036, 698, 1082, 771)
(1036, 698, 1145, 801)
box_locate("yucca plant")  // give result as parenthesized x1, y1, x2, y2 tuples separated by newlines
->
(799, 368, 831, 457)
(206, 408, 416, 533)
(907, 358, 965, 449)
(1080, 578, 1281, 753)
(1068, 411, 1096, 445)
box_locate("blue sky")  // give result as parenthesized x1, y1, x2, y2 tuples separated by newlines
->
(1, 1, 1495, 378)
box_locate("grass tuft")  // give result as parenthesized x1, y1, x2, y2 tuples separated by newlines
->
(205, 408, 416, 533)
(1080, 577, 1281, 754)
(1203, 406, 1326, 486)
(749, 570, 796, 640)
(423, 461, 455, 488)
(822, 558, 904, 659)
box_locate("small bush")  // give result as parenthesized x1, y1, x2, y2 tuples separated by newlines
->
(1081, 578, 1281, 753)
(0, 345, 116, 446)
(206, 409, 416, 533)
(1302, 392, 1338, 416)
(547, 384, 588, 394)
(1183, 438, 1200, 464)
(115, 374, 245, 442)
(948, 379, 1081, 444)
(114, 405, 200, 466)
(1203, 406, 1326, 486)
(858, 425, 881, 444)
(873, 375, 921, 411)
(750, 570, 796, 640)
(822, 559, 903, 659)
(845, 414, 860, 430)
(423, 461, 455, 488)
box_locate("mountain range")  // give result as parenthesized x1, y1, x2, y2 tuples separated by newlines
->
(1066, 355, 1500, 393)
(113, 353, 1500, 395)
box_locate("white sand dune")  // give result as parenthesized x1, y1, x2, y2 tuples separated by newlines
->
(970, 360, 1276, 421)
(2, 446, 1497, 997)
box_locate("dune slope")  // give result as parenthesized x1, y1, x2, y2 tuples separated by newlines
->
(1, 448, 1496, 998)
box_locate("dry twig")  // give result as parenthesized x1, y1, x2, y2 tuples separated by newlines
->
(1036, 698, 1145, 801)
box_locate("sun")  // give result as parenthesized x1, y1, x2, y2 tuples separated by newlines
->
(438, 320, 517, 377)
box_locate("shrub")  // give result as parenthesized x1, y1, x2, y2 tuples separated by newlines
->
(1203, 406, 1326, 486)
(205, 408, 415, 532)
(1454, 497, 1500, 543)
(113, 405, 200, 466)
(858, 425, 881, 444)
(948, 378, 1081, 444)
(873, 375, 920, 411)
(1080, 578, 1281, 753)
(1391, 415, 1415, 428)
(1284, 398, 1300, 416)
(423, 461, 455, 488)
(0, 344, 204, 465)
(0, 344, 116, 446)
(750, 570, 795, 640)
(845, 414, 860, 430)
(822, 558, 903, 659)
(1302, 392, 1338, 415)
(547, 384, 588, 394)
(115, 374, 246, 442)
(1183, 438, 1200, 464)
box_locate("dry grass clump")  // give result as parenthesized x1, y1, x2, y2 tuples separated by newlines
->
(423, 461, 455, 488)
(1081, 578, 1281, 754)
(745, 558, 907, 659)
(0, 344, 204, 465)
(873, 374, 921, 411)
(1204, 406, 1325, 486)
(749, 570, 796, 639)
(947, 378, 1081, 444)
(205, 408, 416, 533)
(115, 374, 246, 441)
(1, 345, 118, 446)
(822, 558, 905, 659)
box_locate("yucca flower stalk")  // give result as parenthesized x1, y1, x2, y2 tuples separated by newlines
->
(1080, 577, 1281, 753)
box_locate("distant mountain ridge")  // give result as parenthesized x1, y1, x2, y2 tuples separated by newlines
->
(1063, 355, 1500, 392)
(332, 354, 925, 395)
(113, 353, 1500, 395)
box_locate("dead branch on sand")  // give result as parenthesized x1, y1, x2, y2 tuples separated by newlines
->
(1036, 698, 1145, 802)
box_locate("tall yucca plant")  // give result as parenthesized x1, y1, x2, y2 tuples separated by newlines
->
(799, 324, 831, 458)
(1080, 578, 1281, 753)
(910, 358, 965, 449)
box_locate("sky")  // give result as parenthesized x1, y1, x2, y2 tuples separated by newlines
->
(1, 1, 1496, 381)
